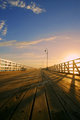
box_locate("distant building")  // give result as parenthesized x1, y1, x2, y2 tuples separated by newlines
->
(0, 58, 26, 71)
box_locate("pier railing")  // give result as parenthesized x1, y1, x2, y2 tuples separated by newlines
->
(51, 58, 80, 75)
(0, 58, 27, 71)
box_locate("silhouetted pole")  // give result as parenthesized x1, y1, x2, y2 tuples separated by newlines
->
(44, 48, 48, 70)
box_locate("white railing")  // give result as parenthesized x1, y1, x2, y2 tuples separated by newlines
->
(0, 58, 26, 71)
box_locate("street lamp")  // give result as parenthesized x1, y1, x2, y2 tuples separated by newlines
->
(44, 48, 48, 70)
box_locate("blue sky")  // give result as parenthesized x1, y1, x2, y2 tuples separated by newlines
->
(0, 0, 80, 67)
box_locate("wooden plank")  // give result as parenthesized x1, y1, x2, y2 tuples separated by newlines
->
(0, 70, 40, 120)
(44, 70, 80, 119)
(42, 71, 69, 120)
(45, 84, 69, 120)
(31, 86, 50, 120)
(10, 88, 36, 120)
(0, 88, 26, 120)
(0, 70, 40, 108)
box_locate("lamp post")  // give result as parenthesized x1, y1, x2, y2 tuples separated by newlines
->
(44, 48, 48, 70)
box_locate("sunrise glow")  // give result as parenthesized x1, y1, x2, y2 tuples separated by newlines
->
(65, 54, 80, 61)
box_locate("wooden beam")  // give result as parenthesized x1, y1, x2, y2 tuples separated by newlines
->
(68, 62, 69, 73)
(61, 64, 62, 72)
(64, 63, 65, 73)
(73, 60, 75, 74)
(64, 62, 69, 73)
(74, 62, 80, 75)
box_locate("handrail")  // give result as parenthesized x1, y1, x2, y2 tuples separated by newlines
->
(50, 58, 80, 75)
(0, 58, 27, 71)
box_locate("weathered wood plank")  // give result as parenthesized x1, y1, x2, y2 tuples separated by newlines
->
(45, 84, 69, 120)
(31, 86, 50, 120)
(43, 70, 80, 120)
(0, 88, 26, 120)
(10, 88, 36, 120)
(0, 70, 40, 108)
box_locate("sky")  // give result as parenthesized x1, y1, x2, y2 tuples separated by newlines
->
(0, 0, 80, 68)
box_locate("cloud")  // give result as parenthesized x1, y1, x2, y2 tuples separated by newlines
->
(0, 36, 56, 47)
(16, 39, 42, 47)
(0, 0, 45, 14)
(0, 38, 2, 40)
(40, 36, 56, 42)
(26, 2, 46, 14)
(0, 0, 7, 9)
(0, 20, 7, 39)
(0, 40, 16, 46)
(8, 0, 26, 8)
(0, 35, 73, 48)
(2, 27, 7, 35)
(0, 20, 5, 30)
(16, 36, 56, 48)
(0, 0, 24, 9)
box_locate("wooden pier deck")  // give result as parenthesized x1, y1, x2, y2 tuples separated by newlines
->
(0, 69, 80, 120)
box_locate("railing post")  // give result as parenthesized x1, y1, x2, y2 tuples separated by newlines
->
(57, 65, 59, 71)
(73, 60, 75, 74)
(54, 65, 55, 71)
(56, 65, 57, 71)
(59, 64, 60, 72)
(64, 63, 65, 73)
(60, 64, 61, 72)
(61, 63, 62, 72)
(68, 61, 69, 73)
(0, 60, 1, 71)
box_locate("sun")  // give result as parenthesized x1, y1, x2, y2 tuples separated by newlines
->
(65, 53, 80, 61)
